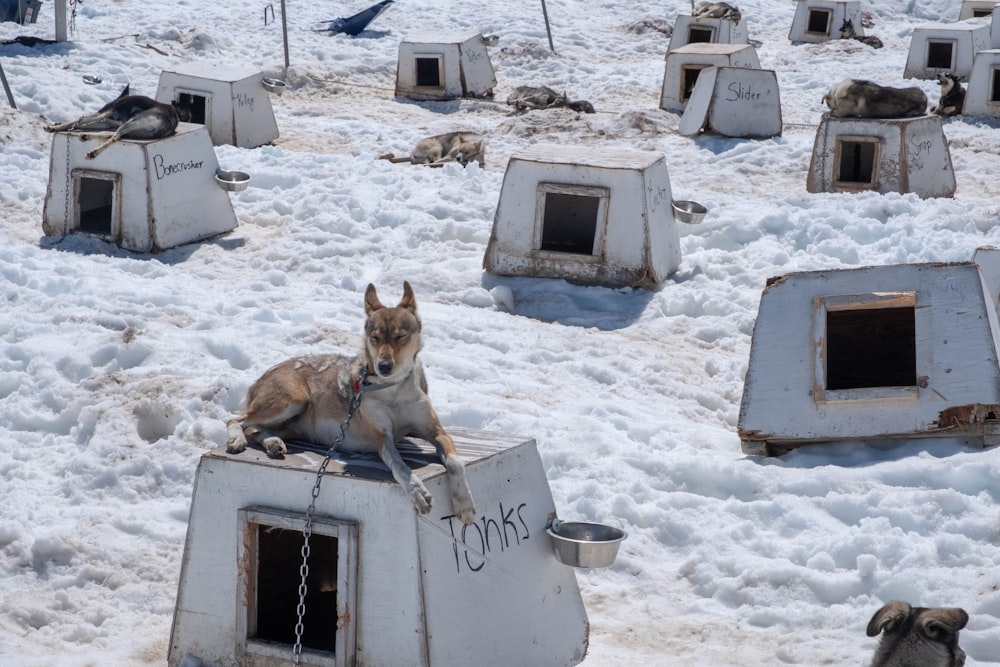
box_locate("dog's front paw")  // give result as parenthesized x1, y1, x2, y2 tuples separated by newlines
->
(263, 436, 287, 458)
(410, 483, 433, 514)
(226, 422, 248, 454)
(454, 501, 475, 526)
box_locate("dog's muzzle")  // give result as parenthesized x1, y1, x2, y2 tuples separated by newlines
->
(376, 360, 394, 376)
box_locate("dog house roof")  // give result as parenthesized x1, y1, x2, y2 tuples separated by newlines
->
(161, 62, 262, 83)
(206, 428, 514, 481)
(401, 29, 481, 44)
(510, 143, 664, 170)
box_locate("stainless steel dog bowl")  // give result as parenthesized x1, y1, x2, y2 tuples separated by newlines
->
(672, 199, 708, 224)
(215, 169, 251, 192)
(547, 520, 627, 568)
(82, 74, 102, 85)
(262, 77, 286, 95)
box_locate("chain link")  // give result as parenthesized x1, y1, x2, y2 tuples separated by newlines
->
(291, 367, 368, 665)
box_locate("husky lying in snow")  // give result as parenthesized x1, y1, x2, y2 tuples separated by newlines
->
(930, 73, 965, 118)
(226, 282, 476, 524)
(506, 85, 595, 113)
(840, 18, 884, 49)
(823, 79, 927, 118)
(45, 91, 190, 160)
(866, 600, 968, 667)
(410, 131, 485, 167)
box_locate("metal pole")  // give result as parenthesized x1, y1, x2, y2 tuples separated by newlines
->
(280, 0, 289, 75)
(0, 60, 16, 110)
(540, 0, 555, 53)
(55, 0, 68, 42)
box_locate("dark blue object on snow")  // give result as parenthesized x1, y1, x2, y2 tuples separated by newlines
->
(318, 0, 394, 36)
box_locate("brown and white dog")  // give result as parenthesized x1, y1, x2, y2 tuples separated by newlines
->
(45, 91, 189, 160)
(226, 282, 476, 524)
(866, 600, 969, 667)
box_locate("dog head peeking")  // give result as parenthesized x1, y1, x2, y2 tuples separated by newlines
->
(363, 281, 423, 380)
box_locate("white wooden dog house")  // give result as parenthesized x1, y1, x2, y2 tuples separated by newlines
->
(666, 13, 749, 53)
(678, 66, 782, 138)
(42, 124, 238, 253)
(394, 31, 497, 101)
(659, 42, 761, 113)
(788, 0, 863, 44)
(738, 249, 1000, 456)
(482, 144, 682, 289)
(806, 114, 956, 198)
(155, 63, 280, 148)
(993, 10, 1000, 47)
(168, 430, 589, 667)
(959, 1, 998, 19)
(964, 49, 1000, 114)
(904, 22, 991, 79)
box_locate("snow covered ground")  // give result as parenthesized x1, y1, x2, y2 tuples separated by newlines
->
(2, 0, 1000, 664)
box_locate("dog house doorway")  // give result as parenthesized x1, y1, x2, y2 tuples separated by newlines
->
(992, 67, 1000, 102)
(688, 25, 715, 44)
(414, 54, 444, 89)
(682, 65, 710, 102)
(815, 292, 918, 402)
(927, 40, 956, 70)
(807, 8, 831, 36)
(236, 507, 358, 667)
(535, 183, 608, 257)
(174, 91, 210, 126)
(74, 170, 120, 238)
(834, 136, 880, 189)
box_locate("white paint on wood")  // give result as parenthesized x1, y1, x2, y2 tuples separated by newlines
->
(806, 114, 956, 199)
(679, 66, 782, 138)
(904, 22, 991, 79)
(483, 144, 682, 289)
(42, 124, 237, 252)
(738, 258, 1000, 454)
(788, 0, 863, 44)
(156, 63, 280, 149)
(168, 429, 589, 667)
(962, 49, 1000, 115)
(667, 14, 749, 53)
(394, 32, 496, 101)
(659, 43, 761, 113)
(958, 1, 998, 21)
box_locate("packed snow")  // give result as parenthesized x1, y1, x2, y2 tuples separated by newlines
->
(2, 0, 1000, 664)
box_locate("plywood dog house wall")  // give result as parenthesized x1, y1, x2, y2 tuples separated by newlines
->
(395, 31, 497, 101)
(483, 144, 682, 289)
(659, 42, 761, 113)
(806, 114, 956, 198)
(959, 0, 998, 19)
(964, 48, 1000, 114)
(168, 430, 589, 667)
(42, 124, 238, 253)
(155, 63, 280, 149)
(904, 22, 991, 79)
(678, 66, 782, 138)
(738, 250, 1000, 456)
(666, 13, 749, 52)
(788, 0, 863, 44)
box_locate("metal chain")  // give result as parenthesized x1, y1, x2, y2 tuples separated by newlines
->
(291, 366, 368, 665)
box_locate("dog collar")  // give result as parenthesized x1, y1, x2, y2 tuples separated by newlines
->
(354, 367, 411, 393)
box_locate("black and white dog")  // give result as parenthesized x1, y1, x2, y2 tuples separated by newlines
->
(840, 18, 884, 49)
(823, 79, 927, 118)
(930, 73, 965, 118)
(506, 85, 595, 113)
(45, 90, 190, 160)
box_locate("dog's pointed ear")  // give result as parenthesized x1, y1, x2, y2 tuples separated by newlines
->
(920, 608, 969, 638)
(364, 283, 384, 315)
(398, 281, 418, 314)
(867, 601, 911, 637)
